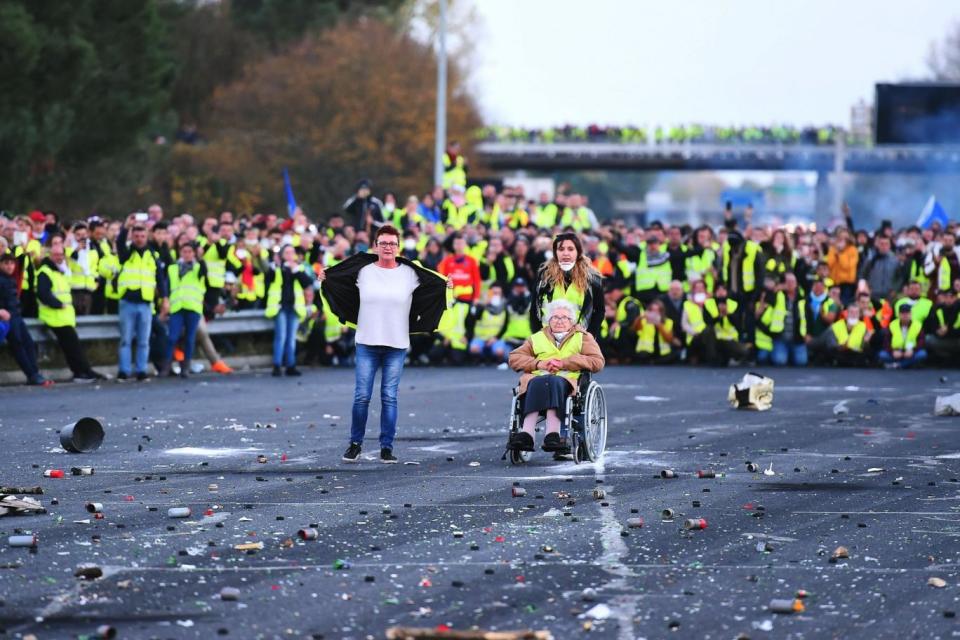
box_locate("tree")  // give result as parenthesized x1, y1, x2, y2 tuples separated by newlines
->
(169, 19, 482, 217)
(0, 0, 172, 211)
(927, 21, 960, 81)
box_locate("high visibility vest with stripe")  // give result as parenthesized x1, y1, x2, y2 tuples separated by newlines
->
(634, 250, 671, 294)
(265, 272, 306, 321)
(204, 241, 229, 288)
(894, 297, 933, 326)
(473, 308, 507, 340)
(936, 308, 960, 331)
(541, 281, 586, 324)
(682, 300, 706, 345)
(530, 330, 584, 382)
(704, 298, 739, 341)
(66, 247, 99, 291)
(535, 204, 558, 228)
(320, 292, 343, 341)
(442, 153, 467, 189)
(37, 265, 75, 328)
(438, 301, 470, 350)
(830, 320, 867, 352)
(636, 318, 673, 355)
(890, 321, 923, 351)
(909, 259, 929, 292)
(560, 207, 591, 231)
(167, 263, 206, 314)
(722, 241, 759, 293)
(118, 249, 157, 302)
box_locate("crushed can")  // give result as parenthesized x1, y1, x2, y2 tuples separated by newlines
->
(683, 518, 708, 530)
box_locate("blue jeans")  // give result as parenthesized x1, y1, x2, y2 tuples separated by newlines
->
(469, 338, 509, 361)
(272, 308, 300, 367)
(878, 349, 927, 369)
(350, 344, 406, 450)
(166, 310, 201, 363)
(119, 300, 153, 375)
(757, 339, 808, 366)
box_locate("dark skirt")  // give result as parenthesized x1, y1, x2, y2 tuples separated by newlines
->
(523, 375, 571, 418)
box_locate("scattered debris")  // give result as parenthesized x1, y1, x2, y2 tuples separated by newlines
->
(769, 598, 804, 614)
(935, 393, 960, 416)
(684, 518, 707, 530)
(833, 401, 849, 416)
(386, 628, 553, 640)
(830, 546, 850, 562)
(763, 463, 775, 476)
(728, 372, 774, 411)
(660, 469, 677, 479)
(60, 417, 105, 453)
(928, 577, 948, 588)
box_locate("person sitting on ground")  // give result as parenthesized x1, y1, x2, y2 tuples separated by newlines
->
(507, 299, 604, 454)
(467, 282, 509, 363)
(926, 286, 960, 364)
(0, 252, 50, 386)
(879, 304, 927, 369)
(634, 298, 681, 364)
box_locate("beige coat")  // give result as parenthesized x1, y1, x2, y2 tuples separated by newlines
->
(508, 326, 605, 395)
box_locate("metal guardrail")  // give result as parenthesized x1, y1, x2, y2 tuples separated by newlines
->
(24, 310, 275, 343)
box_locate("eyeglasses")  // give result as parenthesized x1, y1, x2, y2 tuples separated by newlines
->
(377, 241, 399, 248)
(549, 316, 573, 323)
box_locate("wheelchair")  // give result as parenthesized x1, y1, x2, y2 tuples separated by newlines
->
(503, 372, 607, 465)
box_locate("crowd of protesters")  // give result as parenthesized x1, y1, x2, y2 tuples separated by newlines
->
(1, 143, 959, 386)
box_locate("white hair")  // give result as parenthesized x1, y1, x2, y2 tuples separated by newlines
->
(545, 299, 579, 324)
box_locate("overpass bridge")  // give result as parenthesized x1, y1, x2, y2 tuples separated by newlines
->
(474, 140, 960, 174)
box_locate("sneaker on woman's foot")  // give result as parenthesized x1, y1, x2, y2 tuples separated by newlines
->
(272, 366, 282, 377)
(342, 442, 362, 463)
(509, 431, 535, 451)
(285, 367, 302, 377)
(542, 432, 563, 452)
(380, 448, 398, 464)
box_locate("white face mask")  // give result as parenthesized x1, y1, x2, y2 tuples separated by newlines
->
(559, 261, 575, 272)
(384, 203, 395, 213)
(553, 331, 567, 341)
(847, 317, 858, 327)
(13, 231, 27, 246)
(489, 295, 503, 307)
(403, 238, 416, 250)
(693, 292, 707, 304)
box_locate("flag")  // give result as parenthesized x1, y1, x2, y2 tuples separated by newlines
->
(917, 195, 949, 230)
(283, 167, 298, 218)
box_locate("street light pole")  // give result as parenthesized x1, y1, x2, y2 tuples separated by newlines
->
(433, 0, 447, 188)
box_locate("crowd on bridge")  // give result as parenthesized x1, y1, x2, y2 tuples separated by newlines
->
(477, 123, 862, 146)
(1, 142, 959, 387)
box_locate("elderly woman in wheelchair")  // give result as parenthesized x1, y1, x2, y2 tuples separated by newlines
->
(506, 299, 606, 463)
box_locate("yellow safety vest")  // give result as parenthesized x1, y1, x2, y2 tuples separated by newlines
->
(438, 301, 470, 350)
(504, 305, 532, 341)
(682, 300, 707, 345)
(755, 291, 786, 352)
(320, 291, 343, 341)
(722, 241, 759, 293)
(634, 250, 672, 294)
(473, 308, 507, 340)
(936, 307, 960, 331)
(167, 263, 205, 314)
(889, 320, 923, 351)
(37, 264, 76, 328)
(442, 153, 467, 189)
(98, 252, 122, 301)
(66, 246, 99, 292)
(894, 297, 933, 326)
(541, 280, 586, 324)
(684, 249, 716, 292)
(830, 320, 867, 352)
(636, 317, 673, 355)
(704, 298, 739, 341)
(530, 330, 584, 382)
(265, 271, 306, 321)
(229, 245, 267, 302)
(203, 240, 229, 288)
(939, 256, 953, 293)
(118, 249, 157, 302)
(535, 203, 558, 228)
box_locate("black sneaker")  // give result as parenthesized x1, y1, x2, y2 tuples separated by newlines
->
(72, 374, 96, 384)
(272, 366, 283, 377)
(542, 432, 563, 452)
(285, 367, 302, 377)
(136, 372, 148, 382)
(380, 448, 398, 464)
(342, 442, 362, 463)
(509, 431, 535, 452)
(116, 372, 129, 382)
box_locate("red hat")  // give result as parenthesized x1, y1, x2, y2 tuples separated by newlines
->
(29, 211, 46, 223)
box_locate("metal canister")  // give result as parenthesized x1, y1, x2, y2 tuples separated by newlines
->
(683, 518, 708, 530)
(660, 469, 677, 479)
(593, 488, 606, 500)
(697, 470, 716, 479)
(661, 508, 675, 520)
(9, 534, 37, 547)
(746, 462, 760, 473)
(220, 587, 241, 601)
(512, 487, 526, 497)
(167, 507, 191, 518)
(43, 469, 64, 479)
(71, 467, 95, 476)
(626, 517, 644, 528)
(297, 528, 318, 541)
(769, 598, 804, 614)
(85, 502, 103, 513)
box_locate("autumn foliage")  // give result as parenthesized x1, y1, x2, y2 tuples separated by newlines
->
(170, 19, 482, 217)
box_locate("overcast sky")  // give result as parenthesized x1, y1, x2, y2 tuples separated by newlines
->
(470, 0, 960, 128)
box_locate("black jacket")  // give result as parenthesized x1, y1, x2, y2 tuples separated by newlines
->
(531, 270, 605, 340)
(0, 272, 21, 319)
(321, 253, 447, 334)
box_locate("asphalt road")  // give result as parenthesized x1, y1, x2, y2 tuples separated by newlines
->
(0, 365, 959, 640)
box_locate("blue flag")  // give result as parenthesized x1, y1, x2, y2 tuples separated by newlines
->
(283, 167, 298, 218)
(917, 195, 949, 229)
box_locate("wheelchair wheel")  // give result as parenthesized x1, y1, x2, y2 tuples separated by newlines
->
(583, 381, 607, 462)
(509, 448, 533, 465)
(571, 432, 582, 465)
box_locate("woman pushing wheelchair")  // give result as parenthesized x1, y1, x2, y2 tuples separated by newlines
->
(507, 299, 605, 458)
